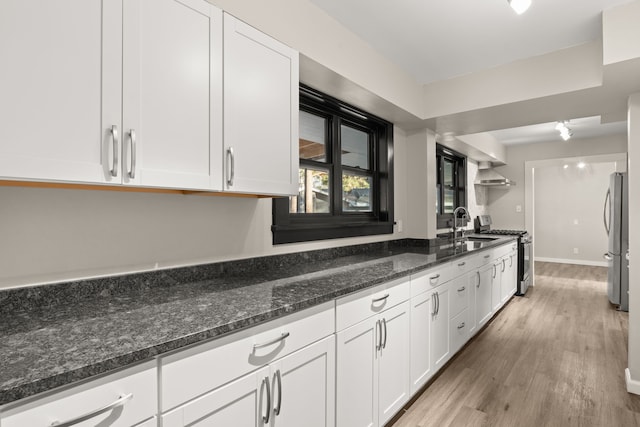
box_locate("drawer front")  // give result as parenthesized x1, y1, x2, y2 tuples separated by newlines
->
(336, 277, 410, 331)
(450, 256, 476, 278)
(1, 362, 157, 427)
(160, 302, 334, 411)
(475, 250, 494, 268)
(450, 308, 469, 354)
(449, 273, 470, 318)
(410, 264, 453, 297)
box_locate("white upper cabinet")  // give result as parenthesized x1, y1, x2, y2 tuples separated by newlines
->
(0, 0, 122, 184)
(223, 13, 299, 196)
(122, 0, 223, 190)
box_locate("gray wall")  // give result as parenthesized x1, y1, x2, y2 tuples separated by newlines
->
(534, 161, 616, 265)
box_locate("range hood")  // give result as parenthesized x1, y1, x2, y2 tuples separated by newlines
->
(474, 161, 515, 187)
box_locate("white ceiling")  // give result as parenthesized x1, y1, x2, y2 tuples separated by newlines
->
(309, 0, 634, 145)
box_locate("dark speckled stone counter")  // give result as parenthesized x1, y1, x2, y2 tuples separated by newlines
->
(0, 237, 515, 407)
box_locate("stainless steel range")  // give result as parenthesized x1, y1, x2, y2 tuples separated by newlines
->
(474, 215, 532, 296)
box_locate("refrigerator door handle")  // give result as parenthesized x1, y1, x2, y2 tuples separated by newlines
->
(603, 253, 613, 261)
(603, 188, 611, 236)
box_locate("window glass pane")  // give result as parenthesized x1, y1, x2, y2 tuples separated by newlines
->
(290, 168, 330, 214)
(299, 111, 326, 162)
(341, 125, 369, 169)
(443, 159, 454, 186)
(444, 189, 455, 213)
(342, 174, 372, 212)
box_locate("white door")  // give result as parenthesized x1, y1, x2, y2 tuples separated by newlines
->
(476, 264, 494, 329)
(378, 301, 411, 426)
(431, 285, 451, 372)
(336, 318, 378, 427)
(0, 0, 122, 184)
(410, 291, 432, 394)
(223, 13, 298, 196)
(502, 251, 518, 301)
(122, 0, 223, 190)
(270, 336, 335, 427)
(492, 261, 502, 311)
(161, 366, 270, 427)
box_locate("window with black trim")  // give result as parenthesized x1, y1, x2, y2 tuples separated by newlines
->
(272, 85, 394, 244)
(436, 144, 467, 229)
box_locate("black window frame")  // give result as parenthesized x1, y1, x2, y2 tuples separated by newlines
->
(436, 144, 467, 229)
(272, 85, 394, 245)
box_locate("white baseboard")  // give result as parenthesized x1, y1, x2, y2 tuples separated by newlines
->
(626, 368, 640, 395)
(535, 257, 608, 267)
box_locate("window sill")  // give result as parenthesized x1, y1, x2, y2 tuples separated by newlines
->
(271, 222, 394, 245)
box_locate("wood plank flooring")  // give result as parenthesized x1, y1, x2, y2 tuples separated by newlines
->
(391, 261, 640, 427)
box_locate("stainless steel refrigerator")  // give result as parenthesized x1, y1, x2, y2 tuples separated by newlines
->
(603, 172, 629, 311)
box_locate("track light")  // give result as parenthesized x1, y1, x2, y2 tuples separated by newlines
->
(555, 121, 573, 141)
(508, 0, 531, 15)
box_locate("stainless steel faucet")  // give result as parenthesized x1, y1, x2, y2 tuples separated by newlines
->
(452, 206, 470, 241)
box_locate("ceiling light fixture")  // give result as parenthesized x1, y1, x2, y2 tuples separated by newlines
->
(508, 0, 531, 14)
(555, 120, 573, 141)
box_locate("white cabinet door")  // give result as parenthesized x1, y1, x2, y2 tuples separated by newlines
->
(122, 0, 222, 190)
(378, 301, 411, 427)
(476, 264, 494, 329)
(162, 366, 270, 427)
(431, 284, 450, 372)
(336, 318, 377, 427)
(409, 291, 432, 394)
(223, 13, 298, 196)
(0, 0, 122, 184)
(269, 336, 335, 427)
(502, 251, 518, 302)
(491, 260, 502, 311)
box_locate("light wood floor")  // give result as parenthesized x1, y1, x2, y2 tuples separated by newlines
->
(391, 261, 640, 427)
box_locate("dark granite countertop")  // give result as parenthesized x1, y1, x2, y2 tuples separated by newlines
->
(0, 236, 515, 407)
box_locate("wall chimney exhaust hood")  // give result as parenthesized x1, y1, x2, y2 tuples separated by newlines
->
(474, 161, 515, 187)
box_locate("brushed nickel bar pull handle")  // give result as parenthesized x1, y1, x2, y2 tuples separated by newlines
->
(253, 332, 290, 350)
(484, 254, 490, 259)
(435, 291, 440, 315)
(110, 125, 119, 177)
(430, 274, 440, 281)
(457, 262, 466, 267)
(50, 393, 132, 427)
(458, 286, 466, 292)
(372, 293, 390, 303)
(457, 322, 466, 330)
(476, 271, 481, 288)
(226, 147, 235, 186)
(383, 318, 388, 348)
(502, 259, 506, 272)
(261, 376, 271, 423)
(375, 319, 381, 351)
(128, 129, 136, 179)
(492, 264, 497, 279)
(273, 369, 282, 416)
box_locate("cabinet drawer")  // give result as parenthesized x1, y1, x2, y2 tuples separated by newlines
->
(450, 309, 469, 354)
(450, 256, 475, 278)
(410, 264, 452, 297)
(1, 362, 157, 427)
(475, 250, 494, 268)
(160, 302, 334, 411)
(449, 274, 470, 318)
(336, 277, 410, 331)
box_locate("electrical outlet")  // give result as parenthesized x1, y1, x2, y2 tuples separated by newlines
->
(573, 247, 579, 254)
(397, 220, 403, 233)
(516, 205, 522, 213)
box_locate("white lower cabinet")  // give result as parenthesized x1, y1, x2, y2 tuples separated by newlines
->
(501, 249, 518, 303)
(162, 335, 335, 427)
(409, 289, 433, 394)
(475, 263, 494, 330)
(0, 362, 157, 427)
(159, 303, 335, 427)
(335, 280, 411, 427)
(430, 283, 451, 373)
